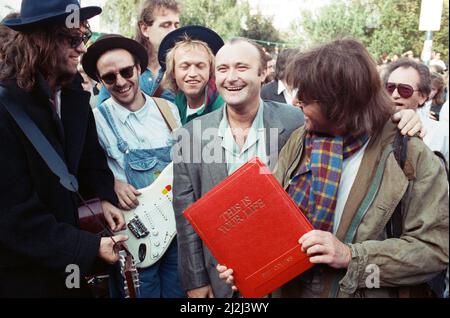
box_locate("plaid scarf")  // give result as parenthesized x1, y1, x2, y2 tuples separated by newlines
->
(289, 133, 369, 232)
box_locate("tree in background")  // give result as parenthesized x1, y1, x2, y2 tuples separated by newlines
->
(100, 0, 284, 52)
(180, 0, 283, 52)
(288, 0, 449, 62)
(101, 0, 142, 38)
(241, 10, 282, 53)
(179, 0, 247, 41)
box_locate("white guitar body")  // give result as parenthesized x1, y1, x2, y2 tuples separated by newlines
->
(118, 162, 176, 268)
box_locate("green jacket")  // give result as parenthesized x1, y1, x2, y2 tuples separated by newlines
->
(273, 121, 449, 298)
(174, 92, 224, 125)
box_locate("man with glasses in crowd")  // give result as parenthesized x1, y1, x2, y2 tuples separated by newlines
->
(97, 0, 181, 106)
(217, 38, 448, 298)
(82, 34, 184, 298)
(383, 58, 449, 163)
(0, 0, 127, 297)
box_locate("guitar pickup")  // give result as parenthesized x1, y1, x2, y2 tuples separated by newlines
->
(127, 216, 149, 239)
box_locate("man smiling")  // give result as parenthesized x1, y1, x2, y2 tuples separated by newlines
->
(82, 34, 184, 298)
(160, 26, 225, 124)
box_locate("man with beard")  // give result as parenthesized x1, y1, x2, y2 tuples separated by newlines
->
(217, 38, 448, 298)
(0, 0, 127, 297)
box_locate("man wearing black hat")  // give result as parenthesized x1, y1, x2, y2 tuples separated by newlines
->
(0, 0, 127, 297)
(160, 25, 225, 125)
(82, 34, 184, 298)
(96, 0, 181, 107)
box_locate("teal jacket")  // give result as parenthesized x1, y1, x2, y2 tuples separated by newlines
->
(174, 92, 224, 125)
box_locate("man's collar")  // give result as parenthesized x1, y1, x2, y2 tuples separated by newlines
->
(106, 93, 149, 124)
(277, 80, 287, 95)
(218, 99, 264, 137)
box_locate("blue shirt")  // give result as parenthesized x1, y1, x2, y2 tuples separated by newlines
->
(93, 93, 181, 181)
(218, 100, 267, 174)
(96, 68, 175, 107)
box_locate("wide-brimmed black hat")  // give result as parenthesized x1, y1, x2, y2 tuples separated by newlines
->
(158, 25, 224, 71)
(82, 34, 149, 81)
(2, 0, 101, 31)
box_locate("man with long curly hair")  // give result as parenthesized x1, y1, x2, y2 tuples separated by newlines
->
(0, 0, 127, 297)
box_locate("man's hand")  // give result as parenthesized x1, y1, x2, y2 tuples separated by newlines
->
(98, 234, 128, 264)
(299, 230, 351, 269)
(217, 264, 238, 292)
(101, 200, 125, 231)
(392, 109, 425, 138)
(114, 179, 141, 210)
(187, 285, 215, 298)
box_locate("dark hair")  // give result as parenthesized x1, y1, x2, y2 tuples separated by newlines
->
(430, 72, 446, 106)
(135, 0, 180, 55)
(383, 58, 431, 98)
(96, 51, 140, 82)
(286, 38, 394, 136)
(0, 22, 88, 91)
(228, 38, 267, 75)
(275, 48, 297, 81)
(0, 12, 20, 60)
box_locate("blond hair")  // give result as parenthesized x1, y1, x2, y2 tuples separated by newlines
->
(162, 36, 215, 92)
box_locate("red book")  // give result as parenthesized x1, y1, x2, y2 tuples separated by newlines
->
(183, 157, 314, 298)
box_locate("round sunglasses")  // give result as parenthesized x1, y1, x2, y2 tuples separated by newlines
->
(99, 65, 136, 85)
(385, 82, 419, 99)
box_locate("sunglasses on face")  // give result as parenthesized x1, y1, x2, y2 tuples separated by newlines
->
(61, 28, 92, 48)
(385, 82, 419, 99)
(99, 65, 136, 85)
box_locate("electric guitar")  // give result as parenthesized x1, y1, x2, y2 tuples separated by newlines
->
(117, 162, 176, 269)
(78, 200, 140, 298)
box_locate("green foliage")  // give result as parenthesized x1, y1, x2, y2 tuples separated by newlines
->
(241, 11, 282, 50)
(101, 0, 142, 38)
(179, 0, 247, 41)
(289, 0, 449, 62)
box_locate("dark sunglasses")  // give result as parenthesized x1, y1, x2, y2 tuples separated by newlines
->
(99, 65, 136, 85)
(385, 82, 419, 99)
(61, 29, 92, 48)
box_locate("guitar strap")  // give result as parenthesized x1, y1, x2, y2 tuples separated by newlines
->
(0, 86, 113, 235)
(0, 86, 78, 192)
(152, 97, 180, 132)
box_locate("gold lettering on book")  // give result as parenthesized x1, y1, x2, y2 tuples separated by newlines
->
(217, 197, 266, 234)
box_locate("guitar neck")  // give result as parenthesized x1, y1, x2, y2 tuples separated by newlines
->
(120, 250, 140, 298)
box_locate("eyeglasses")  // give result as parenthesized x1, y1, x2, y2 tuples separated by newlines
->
(99, 65, 136, 85)
(61, 28, 92, 48)
(385, 82, 419, 99)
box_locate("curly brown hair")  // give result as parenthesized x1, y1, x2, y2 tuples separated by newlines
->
(0, 23, 86, 91)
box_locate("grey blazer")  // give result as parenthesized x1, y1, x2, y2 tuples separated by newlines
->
(173, 100, 304, 298)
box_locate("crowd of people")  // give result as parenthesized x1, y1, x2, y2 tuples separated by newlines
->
(0, 0, 448, 299)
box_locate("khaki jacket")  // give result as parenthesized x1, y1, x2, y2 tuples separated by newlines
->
(273, 121, 449, 297)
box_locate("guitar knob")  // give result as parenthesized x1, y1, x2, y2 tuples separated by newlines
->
(154, 241, 160, 247)
(152, 252, 159, 258)
(152, 230, 159, 236)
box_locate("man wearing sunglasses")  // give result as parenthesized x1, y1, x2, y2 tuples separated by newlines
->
(96, 0, 181, 107)
(82, 34, 184, 298)
(0, 0, 128, 297)
(383, 58, 449, 163)
(217, 38, 448, 299)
